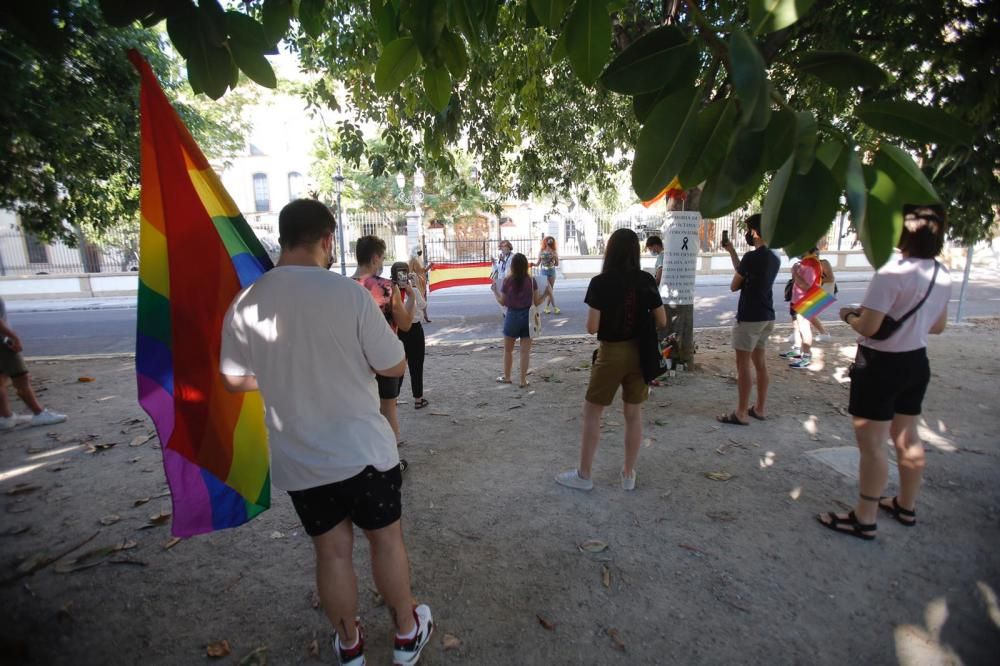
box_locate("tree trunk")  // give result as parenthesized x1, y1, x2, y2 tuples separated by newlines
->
(663, 189, 701, 367)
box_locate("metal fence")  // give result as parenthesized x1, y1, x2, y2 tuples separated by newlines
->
(424, 237, 537, 264)
(0, 227, 138, 276)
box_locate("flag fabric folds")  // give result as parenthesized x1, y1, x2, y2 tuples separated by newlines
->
(427, 261, 494, 292)
(129, 51, 273, 538)
(793, 285, 837, 320)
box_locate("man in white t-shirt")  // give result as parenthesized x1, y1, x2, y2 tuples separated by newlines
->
(220, 199, 434, 666)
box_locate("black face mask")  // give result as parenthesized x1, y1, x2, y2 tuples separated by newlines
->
(744, 231, 755, 246)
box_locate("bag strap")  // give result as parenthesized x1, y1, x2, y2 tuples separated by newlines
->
(894, 261, 940, 327)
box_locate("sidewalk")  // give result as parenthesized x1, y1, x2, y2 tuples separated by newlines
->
(1, 320, 997, 664)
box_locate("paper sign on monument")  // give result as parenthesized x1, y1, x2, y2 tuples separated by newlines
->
(659, 210, 700, 306)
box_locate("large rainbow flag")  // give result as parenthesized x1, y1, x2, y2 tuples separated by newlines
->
(129, 51, 273, 538)
(428, 261, 494, 291)
(793, 285, 837, 319)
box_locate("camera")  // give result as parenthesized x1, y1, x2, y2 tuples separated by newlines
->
(394, 268, 410, 286)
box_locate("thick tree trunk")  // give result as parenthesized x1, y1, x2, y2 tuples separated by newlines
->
(664, 189, 701, 367)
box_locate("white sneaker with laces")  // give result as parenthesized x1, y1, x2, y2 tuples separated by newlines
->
(555, 469, 594, 491)
(30, 409, 67, 427)
(621, 470, 636, 491)
(393, 604, 433, 666)
(815, 333, 832, 343)
(1, 413, 34, 430)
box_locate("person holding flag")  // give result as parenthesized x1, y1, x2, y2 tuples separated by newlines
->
(784, 248, 824, 369)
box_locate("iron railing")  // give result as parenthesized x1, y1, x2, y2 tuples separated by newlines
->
(424, 237, 538, 265)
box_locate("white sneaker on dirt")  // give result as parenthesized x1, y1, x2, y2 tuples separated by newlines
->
(555, 469, 593, 491)
(621, 470, 636, 491)
(30, 409, 67, 427)
(0, 413, 32, 430)
(334, 619, 365, 666)
(815, 333, 832, 343)
(393, 604, 433, 665)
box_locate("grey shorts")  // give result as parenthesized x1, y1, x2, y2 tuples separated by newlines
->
(732, 321, 775, 352)
(0, 346, 28, 377)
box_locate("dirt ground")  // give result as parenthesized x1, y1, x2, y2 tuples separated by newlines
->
(2, 319, 999, 665)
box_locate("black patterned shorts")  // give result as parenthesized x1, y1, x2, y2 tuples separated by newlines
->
(288, 464, 403, 536)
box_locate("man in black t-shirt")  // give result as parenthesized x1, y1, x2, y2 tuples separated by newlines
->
(718, 214, 780, 426)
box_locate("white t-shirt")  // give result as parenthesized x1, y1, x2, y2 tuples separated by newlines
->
(859, 257, 951, 353)
(220, 266, 405, 491)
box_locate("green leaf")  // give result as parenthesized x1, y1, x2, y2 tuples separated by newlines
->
(729, 29, 770, 131)
(374, 37, 421, 93)
(749, 0, 815, 35)
(167, 9, 198, 60)
(401, 0, 447, 64)
(99, 0, 158, 27)
(700, 126, 766, 218)
(761, 157, 839, 254)
(860, 164, 904, 268)
(792, 110, 817, 174)
(815, 140, 848, 185)
(422, 64, 451, 112)
(793, 50, 887, 90)
(261, 0, 292, 46)
(374, 0, 399, 45)
(565, 0, 611, 85)
(855, 101, 974, 146)
(530, 0, 567, 30)
(844, 148, 867, 236)
(631, 87, 699, 201)
(440, 28, 468, 81)
(225, 11, 268, 51)
(875, 144, 941, 205)
(298, 0, 325, 38)
(552, 26, 568, 63)
(187, 39, 232, 99)
(450, 0, 481, 51)
(600, 25, 697, 95)
(230, 42, 277, 88)
(761, 108, 795, 172)
(679, 98, 737, 188)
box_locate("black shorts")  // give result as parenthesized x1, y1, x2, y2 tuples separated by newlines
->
(288, 464, 403, 536)
(376, 373, 404, 400)
(848, 346, 930, 421)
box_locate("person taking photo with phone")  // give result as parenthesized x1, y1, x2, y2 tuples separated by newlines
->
(392, 261, 429, 411)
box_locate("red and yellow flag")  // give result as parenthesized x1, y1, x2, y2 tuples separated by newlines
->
(427, 262, 493, 291)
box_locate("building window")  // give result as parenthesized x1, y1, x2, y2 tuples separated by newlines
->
(287, 172, 304, 200)
(253, 173, 270, 212)
(564, 217, 577, 241)
(24, 232, 49, 264)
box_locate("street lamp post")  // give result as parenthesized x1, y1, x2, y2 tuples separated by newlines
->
(397, 169, 425, 261)
(332, 167, 346, 275)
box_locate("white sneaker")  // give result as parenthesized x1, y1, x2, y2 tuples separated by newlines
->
(621, 470, 636, 491)
(29, 409, 67, 427)
(393, 604, 433, 665)
(815, 333, 832, 343)
(555, 469, 594, 491)
(334, 619, 365, 666)
(1, 413, 33, 430)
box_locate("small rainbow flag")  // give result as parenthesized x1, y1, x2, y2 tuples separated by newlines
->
(427, 261, 493, 291)
(793, 285, 837, 319)
(130, 51, 272, 537)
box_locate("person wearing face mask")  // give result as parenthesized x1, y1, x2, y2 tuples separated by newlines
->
(537, 236, 560, 314)
(493, 240, 514, 317)
(353, 236, 416, 448)
(408, 246, 431, 324)
(718, 214, 780, 426)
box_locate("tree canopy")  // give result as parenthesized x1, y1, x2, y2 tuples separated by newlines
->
(76, 1, 1000, 262)
(0, 1, 248, 242)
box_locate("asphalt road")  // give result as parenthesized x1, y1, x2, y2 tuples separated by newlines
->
(7, 273, 1000, 357)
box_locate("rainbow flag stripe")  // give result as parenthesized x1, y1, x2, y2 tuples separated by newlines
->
(428, 261, 494, 291)
(793, 285, 837, 319)
(130, 51, 273, 537)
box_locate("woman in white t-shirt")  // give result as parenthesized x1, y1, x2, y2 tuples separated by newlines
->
(818, 205, 952, 541)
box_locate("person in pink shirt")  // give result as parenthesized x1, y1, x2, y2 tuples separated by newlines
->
(818, 205, 952, 540)
(782, 249, 822, 368)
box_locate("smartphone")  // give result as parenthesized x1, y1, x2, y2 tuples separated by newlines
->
(721, 230, 730, 247)
(394, 268, 409, 286)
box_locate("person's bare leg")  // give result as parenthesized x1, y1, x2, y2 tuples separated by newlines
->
(853, 417, 891, 524)
(889, 414, 925, 512)
(0, 375, 11, 418)
(578, 400, 604, 479)
(502, 337, 515, 381)
(811, 316, 827, 336)
(365, 520, 417, 635)
(12, 374, 43, 414)
(792, 316, 802, 348)
(750, 346, 769, 416)
(622, 402, 642, 477)
(797, 314, 812, 357)
(380, 398, 401, 443)
(734, 349, 752, 422)
(548, 275, 556, 308)
(519, 337, 532, 386)
(312, 519, 359, 644)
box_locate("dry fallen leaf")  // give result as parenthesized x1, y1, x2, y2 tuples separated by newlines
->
(442, 633, 462, 651)
(99, 514, 121, 526)
(129, 434, 152, 447)
(536, 614, 556, 631)
(77, 377, 95, 383)
(86, 442, 117, 454)
(164, 537, 182, 550)
(132, 497, 150, 507)
(306, 639, 319, 658)
(206, 640, 231, 658)
(705, 471, 734, 482)
(607, 628, 626, 651)
(237, 646, 267, 666)
(602, 564, 610, 588)
(139, 512, 171, 529)
(578, 539, 608, 553)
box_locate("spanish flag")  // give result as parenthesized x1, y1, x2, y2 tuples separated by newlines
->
(428, 261, 494, 291)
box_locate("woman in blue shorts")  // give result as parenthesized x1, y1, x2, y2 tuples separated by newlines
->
(536, 236, 560, 314)
(490, 253, 545, 388)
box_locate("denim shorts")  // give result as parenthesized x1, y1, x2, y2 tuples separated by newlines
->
(539, 267, 556, 279)
(503, 307, 530, 339)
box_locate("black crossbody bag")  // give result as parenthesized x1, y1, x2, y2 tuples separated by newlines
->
(869, 261, 939, 341)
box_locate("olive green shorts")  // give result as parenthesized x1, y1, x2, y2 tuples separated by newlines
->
(585, 340, 648, 406)
(732, 320, 775, 352)
(0, 346, 28, 378)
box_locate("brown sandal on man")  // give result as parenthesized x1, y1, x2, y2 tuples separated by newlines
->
(878, 496, 916, 527)
(717, 412, 749, 426)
